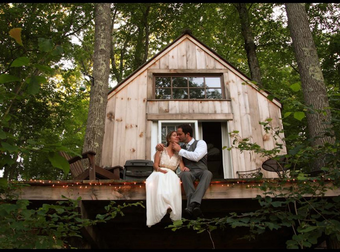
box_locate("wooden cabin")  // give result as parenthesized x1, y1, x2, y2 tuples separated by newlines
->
(101, 31, 286, 179)
(10, 32, 337, 249)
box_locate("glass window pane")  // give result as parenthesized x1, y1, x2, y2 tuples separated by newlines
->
(155, 77, 171, 88)
(156, 88, 171, 99)
(173, 88, 188, 99)
(205, 77, 221, 88)
(189, 77, 204, 88)
(161, 127, 167, 144)
(161, 124, 178, 145)
(173, 77, 187, 87)
(168, 126, 176, 132)
(159, 120, 199, 146)
(155, 75, 224, 100)
(190, 88, 205, 99)
(207, 89, 222, 99)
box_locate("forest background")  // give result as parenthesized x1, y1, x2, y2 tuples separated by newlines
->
(1, 3, 340, 249)
(0, 2, 339, 182)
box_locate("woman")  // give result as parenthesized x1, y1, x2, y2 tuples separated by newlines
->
(146, 131, 186, 227)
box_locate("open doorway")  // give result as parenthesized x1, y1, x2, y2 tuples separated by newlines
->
(202, 122, 223, 179)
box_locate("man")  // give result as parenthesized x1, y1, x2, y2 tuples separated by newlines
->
(156, 124, 213, 219)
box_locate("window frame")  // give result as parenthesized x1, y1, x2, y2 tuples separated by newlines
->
(153, 73, 224, 100)
(157, 120, 199, 145)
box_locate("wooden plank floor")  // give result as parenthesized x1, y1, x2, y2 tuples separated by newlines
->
(9, 178, 339, 249)
(13, 178, 340, 201)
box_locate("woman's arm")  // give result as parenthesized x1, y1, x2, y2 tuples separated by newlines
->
(153, 150, 167, 173)
(153, 150, 161, 171)
(179, 158, 189, 172)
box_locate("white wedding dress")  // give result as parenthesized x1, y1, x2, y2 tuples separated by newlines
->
(146, 148, 182, 227)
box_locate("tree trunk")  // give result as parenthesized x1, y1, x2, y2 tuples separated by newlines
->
(143, 5, 150, 63)
(83, 3, 112, 166)
(132, 4, 151, 70)
(110, 7, 121, 83)
(235, 3, 263, 88)
(285, 3, 334, 170)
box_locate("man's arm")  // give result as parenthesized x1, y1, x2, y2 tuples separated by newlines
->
(155, 143, 164, 151)
(178, 140, 207, 162)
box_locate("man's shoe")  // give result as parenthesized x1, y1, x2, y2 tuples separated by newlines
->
(192, 205, 204, 219)
(184, 206, 193, 218)
(186, 202, 203, 219)
(189, 202, 203, 219)
(184, 202, 198, 219)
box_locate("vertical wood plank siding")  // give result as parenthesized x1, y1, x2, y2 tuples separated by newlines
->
(136, 73, 147, 158)
(186, 39, 197, 69)
(146, 101, 232, 114)
(103, 35, 286, 178)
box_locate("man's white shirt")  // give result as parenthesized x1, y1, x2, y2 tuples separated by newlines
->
(179, 138, 207, 162)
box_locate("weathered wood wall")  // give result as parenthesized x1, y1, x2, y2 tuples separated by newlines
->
(102, 35, 286, 178)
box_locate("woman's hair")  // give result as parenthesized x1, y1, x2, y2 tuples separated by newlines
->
(166, 131, 177, 146)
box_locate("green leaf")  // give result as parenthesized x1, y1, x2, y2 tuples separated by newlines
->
(283, 112, 292, 118)
(1, 142, 18, 152)
(96, 214, 105, 220)
(208, 225, 217, 231)
(26, 76, 46, 95)
(34, 64, 54, 74)
(48, 152, 70, 175)
(27, 139, 36, 145)
(0, 155, 15, 166)
(172, 219, 183, 226)
(267, 94, 275, 101)
(0, 129, 6, 139)
(294, 111, 305, 121)
(11, 57, 30, 67)
(0, 74, 20, 83)
(297, 173, 308, 181)
(289, 83, 301, 92)
(0, 178, 8, 188)
(55, 207, 65, 214)
(298, 225, 317, 233)
(38, 38, 53, 52)
(271, 201, 283, 207)
(51, 45, 63, 56)
(27, 80, 40, 95)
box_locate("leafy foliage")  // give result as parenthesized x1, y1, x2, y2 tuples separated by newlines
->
(0, 180, 144, 249)
(0, 2, 339, 249)
(168, 114, 340, 248)
(0, 4, 92, 180)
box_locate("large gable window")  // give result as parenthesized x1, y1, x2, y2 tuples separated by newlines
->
(155, 74, 223, 100)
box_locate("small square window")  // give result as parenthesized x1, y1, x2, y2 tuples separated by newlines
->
(189, 77, 204, 88)
(155, 77, 171, 88)
(173, 77, 187, 88)
(173, 88, 188, 99)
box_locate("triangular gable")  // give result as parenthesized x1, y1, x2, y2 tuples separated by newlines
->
(108, 31, 281, 108)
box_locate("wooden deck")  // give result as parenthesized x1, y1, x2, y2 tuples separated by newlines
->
(13, 178, 340, 201)
(7, 178, 339, 249)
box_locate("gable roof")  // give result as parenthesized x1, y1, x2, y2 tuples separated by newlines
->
(107, 31, 281, 108)
(108, 30, 252, 95)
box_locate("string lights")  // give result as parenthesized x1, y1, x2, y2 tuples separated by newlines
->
(17, 176, 333, 190)
(8, 175, 337, 203)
